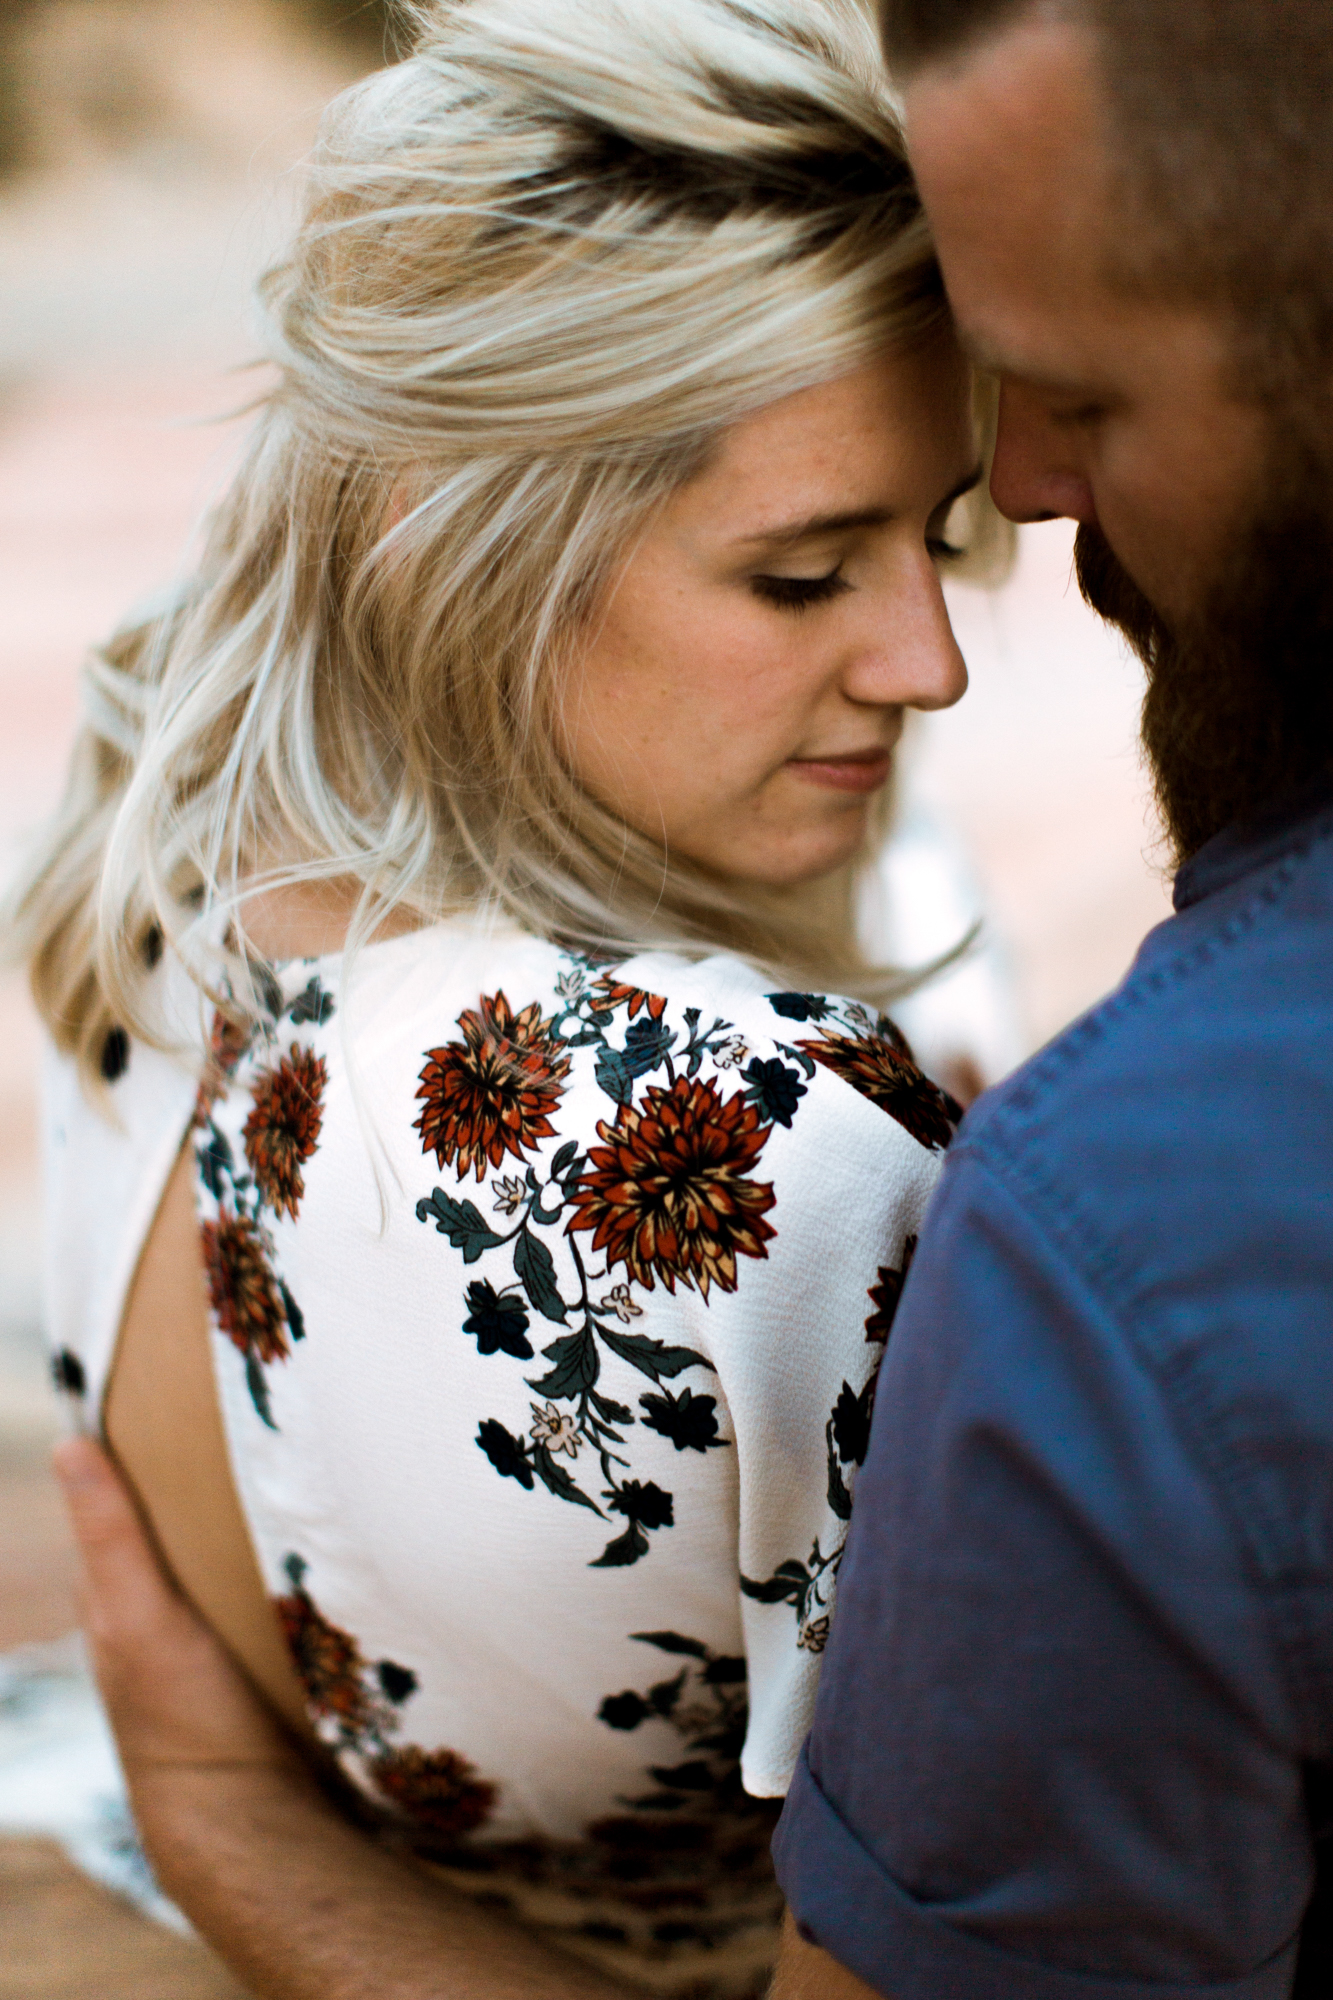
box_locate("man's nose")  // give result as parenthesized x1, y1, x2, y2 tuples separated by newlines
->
(989, 380, 1098, 525)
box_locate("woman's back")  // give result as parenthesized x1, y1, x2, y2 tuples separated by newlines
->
(46, 918, 950, 1991)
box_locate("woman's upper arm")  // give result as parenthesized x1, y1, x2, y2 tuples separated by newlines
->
(704, 994, 950, 1799)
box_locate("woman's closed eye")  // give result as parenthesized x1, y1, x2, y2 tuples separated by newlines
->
(750, 566, 851, 612)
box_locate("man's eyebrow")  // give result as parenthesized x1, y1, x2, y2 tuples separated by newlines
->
(960, 335, 1104, 399)
(732, 466, 983, 552)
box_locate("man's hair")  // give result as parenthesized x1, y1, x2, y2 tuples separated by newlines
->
(883, 0, 1333, 391)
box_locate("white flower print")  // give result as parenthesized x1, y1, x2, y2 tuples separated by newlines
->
(530, 1400, 581, 1458)
(492, 1175, 526, 1215)
(598, 1284, 643, 1324)
(713, 1035, 751, 1070)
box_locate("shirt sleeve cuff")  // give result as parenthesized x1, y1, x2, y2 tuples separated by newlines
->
(772, 1744, 1299, 2000)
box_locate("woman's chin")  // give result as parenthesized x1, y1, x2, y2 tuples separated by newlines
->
(711, 820, 872, 890)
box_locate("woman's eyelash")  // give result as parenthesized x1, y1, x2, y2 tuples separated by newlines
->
(750, 568, 849, 612)
(928, 536, 966, 563)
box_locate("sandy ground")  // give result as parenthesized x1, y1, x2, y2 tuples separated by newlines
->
(0, 9, 1173, 1982)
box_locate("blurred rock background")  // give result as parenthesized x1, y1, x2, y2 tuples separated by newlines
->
(0, 3, 1172, 1989)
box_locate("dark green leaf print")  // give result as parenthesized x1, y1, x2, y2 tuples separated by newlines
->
(513, 1228, 568, 1323)
(741, 1056, 807, 1129)
(593, 1018, 676, 1105)
(527, 1325, 598, 1398)
(742, 1363, 889, 1649)
(609, 1479, 673, 1530)
(416, 1190, 505, 1263)
(278, 1279, 306, 1344)
(830, 1377, 875, 1467)
(703, 1655, 747, 1684)
(825, 1427, 853, 1522)
(462, 1281, 533, 1360)
(631, 1631, 710, 1659)
(649, 1759, 714, 1791)
(598, 1689, 649, 1730)
(51, 1349, 86, 1397)
(597, 1325, 708, 1383)
(739, 1559, 812, 1615)
(246, 1351, 277, 1431)
(255, 961, 286, 1022)
(377, 1660, 418, 1704)
(639, 1386, 729, 1453)
(765, 992, 831, 1023)
(532, 1443, 604, 1514)
(590, 1520, 651, 1567)
(476, 1418, 535, 1489)
(101, 1025, 129, 1083)
(288, 975, 336, 1027)
(198, 1124, 235, 1202)
(647, 1669, 687, 1717)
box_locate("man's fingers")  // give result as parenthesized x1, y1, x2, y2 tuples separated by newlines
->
(52, 1435, 184, 1647)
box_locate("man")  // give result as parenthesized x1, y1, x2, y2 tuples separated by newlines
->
(772, 3, 1333, 1996)
(54, 6, 1333, 1998)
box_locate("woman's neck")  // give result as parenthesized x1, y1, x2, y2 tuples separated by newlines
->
(239, 877, 422, 962)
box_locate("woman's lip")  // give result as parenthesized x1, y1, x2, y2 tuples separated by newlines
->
(784, 749, 893, 794)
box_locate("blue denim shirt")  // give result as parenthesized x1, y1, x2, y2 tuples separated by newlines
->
(774, 783, 1333, 1999)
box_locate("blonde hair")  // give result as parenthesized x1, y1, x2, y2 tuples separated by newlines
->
(11, 0, 987, 1084)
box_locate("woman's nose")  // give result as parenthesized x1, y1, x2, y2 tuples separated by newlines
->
(989, 380, 1098, 525)
(843, 554, 968, 714)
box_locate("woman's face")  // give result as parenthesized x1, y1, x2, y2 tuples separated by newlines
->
(561, 333, 977, 887)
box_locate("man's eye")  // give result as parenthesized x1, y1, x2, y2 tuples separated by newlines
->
(750, 568, 850, 612)
(1050, 401, 1109, 428)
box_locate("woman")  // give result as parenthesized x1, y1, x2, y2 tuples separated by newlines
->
(13, 0, 993, 1990)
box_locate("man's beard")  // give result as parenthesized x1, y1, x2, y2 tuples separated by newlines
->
(1073, 436, 1333, 863)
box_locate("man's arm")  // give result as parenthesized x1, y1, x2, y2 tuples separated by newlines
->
(771, 1912, 884, 2000)
(770, 1151, 1311, 1999)
(54, 1437, 630, 2000)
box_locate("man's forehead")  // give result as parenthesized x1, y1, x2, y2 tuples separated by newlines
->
(900, 15, 1142, 371)
(901, 15, 1111, 247)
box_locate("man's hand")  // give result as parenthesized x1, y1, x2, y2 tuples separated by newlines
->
(53, 1436, 630, 2000)
(53, 1435, 302, 1789)
(770, 1910, 887, 2000)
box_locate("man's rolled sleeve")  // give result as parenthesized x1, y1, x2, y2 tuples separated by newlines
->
(772, 1150, 1310, 1999)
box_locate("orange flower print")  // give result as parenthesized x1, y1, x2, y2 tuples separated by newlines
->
(414, 992, 571, 1182)
(566, 1074, 776, 1300)
(369, 1744, 497, 1842)
(798, 1029, 958, 1153)
(243, 1044, 328, 1220)
(194, 1009, 250, 1124)
(865, 1234, 918, 1342)
(590, 975, 668, 1022)
(274, 1565, 376, 1733)
(201, 1209, 289, 1364)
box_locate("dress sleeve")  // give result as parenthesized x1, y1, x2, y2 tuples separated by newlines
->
(773, 1149, 1311, 1998)
(700, 995, 950, 1800)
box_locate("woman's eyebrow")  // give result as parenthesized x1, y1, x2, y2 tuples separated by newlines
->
(731, 505, 892, 551)
(732, 464, 984, 552)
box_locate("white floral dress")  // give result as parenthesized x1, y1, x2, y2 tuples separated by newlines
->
(43, 915, 953, 1994)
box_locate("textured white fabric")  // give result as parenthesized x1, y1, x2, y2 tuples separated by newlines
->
(43, 918, 949, 1987)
